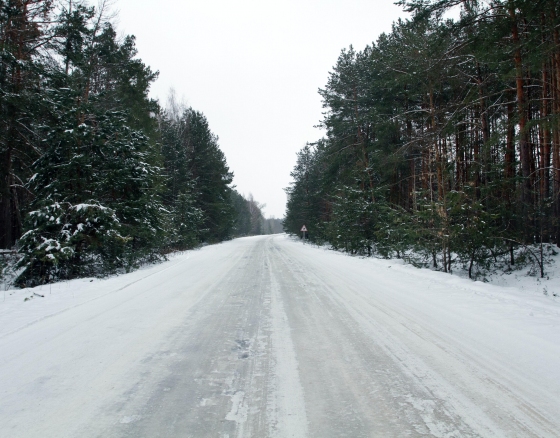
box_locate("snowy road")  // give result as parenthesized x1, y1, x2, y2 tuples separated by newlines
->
(1, 235, 559, 437)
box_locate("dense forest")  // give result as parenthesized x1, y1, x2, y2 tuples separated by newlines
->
(0, 0, 268, 286)
(285, 0, 560, 278)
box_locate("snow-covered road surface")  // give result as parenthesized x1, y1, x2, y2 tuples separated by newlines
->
(1, 235, 559, 437)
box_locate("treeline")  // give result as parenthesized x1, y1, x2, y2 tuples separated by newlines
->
(285, 0, 560, 278)
(231, 193, 282, 236)
(0, 1, 264, 286)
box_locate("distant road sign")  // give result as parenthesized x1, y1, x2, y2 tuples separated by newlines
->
(301, 225, 308, 232)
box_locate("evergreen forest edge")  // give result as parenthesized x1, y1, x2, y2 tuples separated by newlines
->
(0, 0, 280, 287)
(284, 0, 560, 280)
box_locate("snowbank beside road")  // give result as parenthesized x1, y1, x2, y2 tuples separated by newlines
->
(0, 247, 206, 338)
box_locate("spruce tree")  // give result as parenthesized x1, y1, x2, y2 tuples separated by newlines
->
(16, 87, 164, 285)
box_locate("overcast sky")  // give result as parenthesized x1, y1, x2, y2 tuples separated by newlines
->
(114, 0, 407, 218)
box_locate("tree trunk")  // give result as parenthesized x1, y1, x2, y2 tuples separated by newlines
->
(552, 8, 560, 244)
(509, 3, 533, 240)
(540, 14, 551, 202)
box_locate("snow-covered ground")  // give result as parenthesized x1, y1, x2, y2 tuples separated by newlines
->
(468, 249, 560, 298)
(0, 249, 198, 338)
(1, 235, 559, 437)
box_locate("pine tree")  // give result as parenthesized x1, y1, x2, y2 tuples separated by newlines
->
(285, 0, 560, 277)
(1, 2, 253, 285)
(0, 0, 54, 249)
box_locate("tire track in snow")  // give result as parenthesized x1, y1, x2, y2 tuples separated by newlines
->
(266, 249, 309, 438)
(275, 236, 558, 437)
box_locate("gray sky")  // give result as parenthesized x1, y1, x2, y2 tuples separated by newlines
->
(114, 0, 406, 218)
